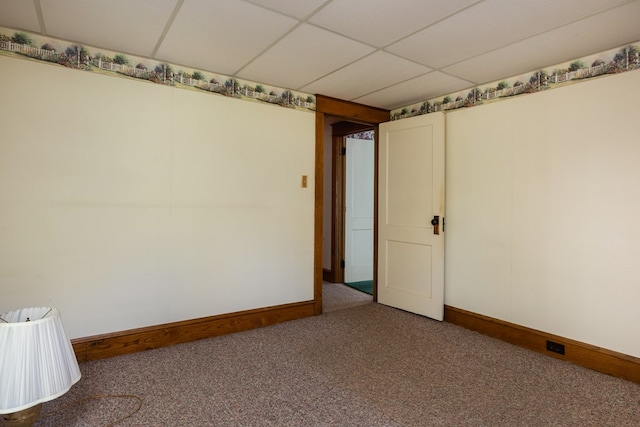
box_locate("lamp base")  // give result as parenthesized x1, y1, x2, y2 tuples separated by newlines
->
(2, 404, 41, 427)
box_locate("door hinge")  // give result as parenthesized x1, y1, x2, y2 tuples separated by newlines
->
(340, 259, 345, 269)
(340, 147, 346, 156)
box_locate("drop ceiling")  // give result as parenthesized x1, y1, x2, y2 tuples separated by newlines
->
(1, 0, 639, 110)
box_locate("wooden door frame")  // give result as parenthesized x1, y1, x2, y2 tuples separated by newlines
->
(314, 95, 389, 315)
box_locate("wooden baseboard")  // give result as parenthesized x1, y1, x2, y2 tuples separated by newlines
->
(322, 268, 332, 282)
(72, 301, 315, 362)
(444, 305, 640, 384)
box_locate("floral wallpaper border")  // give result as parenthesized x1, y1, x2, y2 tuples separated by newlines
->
(2, 26, 638, 120)
(348, 131, 374, 140)
(391, 42, 640, 120)
(0, 26, 316, 112)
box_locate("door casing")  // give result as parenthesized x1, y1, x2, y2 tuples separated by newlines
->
(314, 95, 389, 314)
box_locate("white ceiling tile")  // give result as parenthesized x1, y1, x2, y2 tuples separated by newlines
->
(156, 0, 298, 75)
(40, 0, 178, 57)
(386, 0, 634, 69)
(245, 0, 327, 19)
(0, 0, 40, 33)
(237, 23, 375, 89)
(309, 0, 480, 48)
(301, 51, 431, 100)
(354, 72, 474, 110)
(442, 1, 640, 85)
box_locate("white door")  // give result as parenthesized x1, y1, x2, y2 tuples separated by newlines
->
(344, 136, 374, 283)
(378, 112, 445, 320)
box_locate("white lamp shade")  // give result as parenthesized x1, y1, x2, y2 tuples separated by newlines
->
(0, 307, 82, 414)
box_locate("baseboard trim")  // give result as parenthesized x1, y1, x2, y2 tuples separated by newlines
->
(72, 301, 315, 362)
(322, 268, 332, 282)
(444, 305, 640, 384)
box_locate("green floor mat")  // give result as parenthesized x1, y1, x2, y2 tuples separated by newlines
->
(344, 280, 373, 295)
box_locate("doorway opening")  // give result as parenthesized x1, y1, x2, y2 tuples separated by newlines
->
(324, 120, 376, 312)
(314, 95, 389, 315)
(339, 127, 375, 296)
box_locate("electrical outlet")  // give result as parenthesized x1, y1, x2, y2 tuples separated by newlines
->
(546, 340, 565, 355)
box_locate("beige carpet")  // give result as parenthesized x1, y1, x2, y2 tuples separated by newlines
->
(322, 281, 372, 313)
(32, 300, 639, 426)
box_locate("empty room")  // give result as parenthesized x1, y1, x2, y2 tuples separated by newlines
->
(1, 1, 639, 425)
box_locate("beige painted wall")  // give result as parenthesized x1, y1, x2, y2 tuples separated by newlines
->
(445, 69, 640, 358)
(0, 55, 315, 338)
(3, 49, 639, 359)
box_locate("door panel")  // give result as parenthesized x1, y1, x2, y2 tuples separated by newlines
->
(386, 126, 433, 228)
(378, 113, 444, 320)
